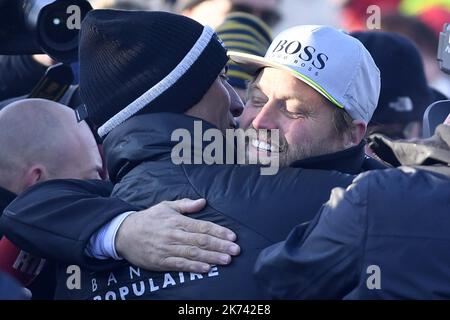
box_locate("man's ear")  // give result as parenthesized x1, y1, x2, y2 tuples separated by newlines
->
(22, 165, 49, 190)
(344, 120, 366, 148)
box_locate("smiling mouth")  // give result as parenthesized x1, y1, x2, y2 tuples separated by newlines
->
(251, 139, 278, 153)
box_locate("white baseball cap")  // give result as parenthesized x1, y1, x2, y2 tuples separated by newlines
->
(228, 25, 381, 124)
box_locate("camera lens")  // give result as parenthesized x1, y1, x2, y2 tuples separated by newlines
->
(32, 0, 92, 62)
(40, 0, 79, 51)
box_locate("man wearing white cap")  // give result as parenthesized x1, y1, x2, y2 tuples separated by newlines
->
(230, 25, 382, 173)
(1, 20, 383, 300)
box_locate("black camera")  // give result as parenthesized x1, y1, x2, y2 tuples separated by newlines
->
(0, 0, 92, 63)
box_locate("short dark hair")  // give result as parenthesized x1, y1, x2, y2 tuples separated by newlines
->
(332, 105, 354, 137)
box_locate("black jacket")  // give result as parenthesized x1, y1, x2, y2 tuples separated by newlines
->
(0, 119, 382, 271)
(0, 113, 383, 299)
(255, 124, 450, 299)
(0, 187, 55, 299)
(1, 180, 138, 270)
(52, 113, 371, 300)
(0, 187, 22, 300)
(0, 187, 15, 238)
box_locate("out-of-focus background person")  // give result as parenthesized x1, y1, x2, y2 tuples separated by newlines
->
(174, 0, 281, 29)
(351, 31, 444, 140)
(216, 12, 272, 102)
(321, 0, 450, 99)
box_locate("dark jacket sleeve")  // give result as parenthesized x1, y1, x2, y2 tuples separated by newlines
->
(0, 179, 139, 270)
(254, 173, 369, 299)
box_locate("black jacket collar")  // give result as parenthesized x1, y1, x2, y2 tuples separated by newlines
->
(290, 141, 368, 175)
(0, 186, 16, 215)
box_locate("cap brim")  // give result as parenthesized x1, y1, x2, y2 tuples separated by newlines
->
(227, 51, 344, 109)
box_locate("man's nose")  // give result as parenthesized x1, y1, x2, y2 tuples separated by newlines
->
(252, 103, 277, 129)
(227, 82, 244, 117)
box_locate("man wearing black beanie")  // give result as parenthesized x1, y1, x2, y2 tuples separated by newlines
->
(78, 10, 235, 135)
(2, 11, 376, 299)
(49, 10, 356, 300)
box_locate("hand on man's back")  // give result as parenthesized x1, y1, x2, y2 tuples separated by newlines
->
(115, 198, 241, 273)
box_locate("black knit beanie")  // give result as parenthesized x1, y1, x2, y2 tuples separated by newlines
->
(78, 10, 228, 137)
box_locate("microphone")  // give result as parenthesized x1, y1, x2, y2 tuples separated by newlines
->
(0, 236, 46, 286)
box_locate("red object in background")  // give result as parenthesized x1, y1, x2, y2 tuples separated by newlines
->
(0, 237, 45, 286)
(418, 6, 450, 37)
(342, 0, 401, 31)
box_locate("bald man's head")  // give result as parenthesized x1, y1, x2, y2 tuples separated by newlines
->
(0, 99, 102, 194)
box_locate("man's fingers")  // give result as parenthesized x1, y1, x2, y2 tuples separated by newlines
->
(164, 198, 206, 214)
(171, 230, 240, 256)
(172, 245, 233, 266)
(161, 257, 211, 274)
(180, 217, 237, 242)
(155, 198, 237, 241)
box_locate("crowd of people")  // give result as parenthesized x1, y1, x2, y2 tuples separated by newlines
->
(0, 0, 450, 300)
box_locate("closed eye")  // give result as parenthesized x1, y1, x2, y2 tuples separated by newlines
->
(278, 104, 311, 119)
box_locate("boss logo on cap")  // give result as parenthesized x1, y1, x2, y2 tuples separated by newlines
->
(270, 40, 329, 70)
